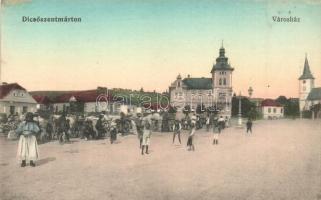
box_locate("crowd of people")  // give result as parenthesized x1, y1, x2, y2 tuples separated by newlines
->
(7, 110, 253, 167)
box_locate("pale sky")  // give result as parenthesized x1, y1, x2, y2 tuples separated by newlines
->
(1, 0, 321, 98)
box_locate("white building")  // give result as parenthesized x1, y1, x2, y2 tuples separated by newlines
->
(261, 99, 284, 119)
(169, 44, 234, 117)
(0, 83, 37, 115)
(298, 55, 321, 118)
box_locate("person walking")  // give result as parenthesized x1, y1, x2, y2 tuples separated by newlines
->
(218, 116, 225, 133)
(135, 113, 144, 148)
(187, 124, 196, 151)
(206, 116, 210, 131)
(172, 120, 182, 144)
(15, 112, 40, 167)
(212, 121, 219, 145)
(246, 118, 253, 133)
(141, 120, 152, 155)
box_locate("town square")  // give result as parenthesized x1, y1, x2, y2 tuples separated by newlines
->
(1, 0, 321, 200)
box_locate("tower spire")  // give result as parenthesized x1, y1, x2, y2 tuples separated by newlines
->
(221, 40, 224, 48)
(299, 54, 314, 80)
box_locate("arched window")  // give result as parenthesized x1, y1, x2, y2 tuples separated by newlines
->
(219, 78, 222, 85)
(177, 81, 180, 87)
(223, 78, 226, 85)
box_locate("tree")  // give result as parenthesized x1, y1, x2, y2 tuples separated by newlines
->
(276, 96, 288, 106)
(231, 96, 258, 119)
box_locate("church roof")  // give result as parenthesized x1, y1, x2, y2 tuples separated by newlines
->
(299, 57, 314, 80)
(211, 46, 234, 73)
(182, 78, 212, 90)
(307, 87, 321, 101)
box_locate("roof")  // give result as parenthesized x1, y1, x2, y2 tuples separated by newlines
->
(307, 87, 321, 101)
(211, 47, 234, 73)
(32, 95, 51, 104)
(0, 83, 26, 99)
(299, 57, 314, 80)
(182, 78, 212, 90)
(261, 99, 283, 107)
(54, 90, 113, 103)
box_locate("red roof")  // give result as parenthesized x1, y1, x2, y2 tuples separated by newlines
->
(53, 90, 113, 103)
(0, 83, 26, 99)
(261, 99, 283, 107)
(33, 95, 51, 104)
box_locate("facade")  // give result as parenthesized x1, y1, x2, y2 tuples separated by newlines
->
(169, 45, 234, 117)
(0, 83, 37, 115)
(298, 55, 321, 117)
(261, 99, 284, 119)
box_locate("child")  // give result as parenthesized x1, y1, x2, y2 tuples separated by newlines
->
(141, 120, 152, 155)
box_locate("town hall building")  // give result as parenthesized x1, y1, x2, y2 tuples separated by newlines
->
(298, 55, 321, 118)
(169, 45, 234, 117)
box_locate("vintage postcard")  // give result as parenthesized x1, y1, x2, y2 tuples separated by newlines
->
(0, 0, 320, 200)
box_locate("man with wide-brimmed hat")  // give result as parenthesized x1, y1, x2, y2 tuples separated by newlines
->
(15, 112, 40, 167)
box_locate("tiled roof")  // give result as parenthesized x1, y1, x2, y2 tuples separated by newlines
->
(0, 83, 26, 99)
(54, 90, 113, 103)
(261, 99, 283, 107)
(307, 87, 321, 101)
(182, 78, 212, 90)
(32, 95, 51, 104)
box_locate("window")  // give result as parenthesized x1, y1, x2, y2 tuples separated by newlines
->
(280, 108, 283, 113)
(10, 106, 15, 115)
(23, 106, 28, 114)
(219, 78, 222, 85)
(268, 108, 271, 113)
(273, 108, 276, 113)
(223, 78, 226, 85)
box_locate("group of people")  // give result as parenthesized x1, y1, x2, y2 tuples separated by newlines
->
(14, 111, 254, 167)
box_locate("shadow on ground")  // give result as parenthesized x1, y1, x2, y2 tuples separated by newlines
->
(37, 157, 56, 166)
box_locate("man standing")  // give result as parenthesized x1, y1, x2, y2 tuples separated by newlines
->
(172, 120, 182, 144)
(246, 118, 253, 133)
(16, 112, 40, 167)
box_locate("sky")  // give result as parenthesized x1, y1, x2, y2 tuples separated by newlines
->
(1, 0, 321, 98)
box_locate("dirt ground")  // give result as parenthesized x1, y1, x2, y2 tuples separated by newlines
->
(1, 119, 321, 200)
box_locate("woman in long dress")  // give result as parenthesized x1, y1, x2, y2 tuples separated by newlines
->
(187, 124, 196, 151)
(16, 112, 40, 167)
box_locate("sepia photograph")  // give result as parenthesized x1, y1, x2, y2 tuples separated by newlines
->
(0, 0, 320, 199)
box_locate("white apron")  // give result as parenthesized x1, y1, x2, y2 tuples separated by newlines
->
(17, 135, 39, 161)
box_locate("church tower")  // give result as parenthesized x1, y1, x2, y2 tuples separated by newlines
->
(298, 54, 315, 113)
(211, 43, 234, 117)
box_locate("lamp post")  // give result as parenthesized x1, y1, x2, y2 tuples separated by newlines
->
(248, 87, 253, 98)
(237, 91, 243, 128)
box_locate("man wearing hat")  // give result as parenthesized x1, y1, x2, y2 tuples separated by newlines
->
(15, 112, 40, 167)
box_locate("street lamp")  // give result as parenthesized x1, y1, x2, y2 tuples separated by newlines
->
(248, 87, 253, 98)
(237, 91, 243, 128)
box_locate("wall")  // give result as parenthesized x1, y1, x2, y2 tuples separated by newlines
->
(262, 106, 284, 119)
